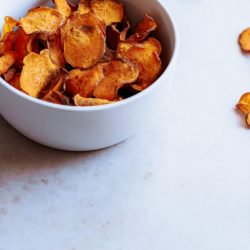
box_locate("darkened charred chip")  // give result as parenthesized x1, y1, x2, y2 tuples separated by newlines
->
(93, 58, 139, 100)
(0, 52, 16, 75)
(239, 28, 250, 52)
(53, 0, 72, 18)
(66, 65, 103, 97)
(128, 14, 157, 42)
(20, 49, 61, 97)
(64, 26, 105, 68)
(91, 0, 124, 26)
(1, 16, 18, 39)
(47, 32, 65, 67)
(116, 38, 162, 89)
(74, 94, 114, 106)
(106, 19, 130, 50)
(13, 27, 30, 67)
(20, 6, 64, 35)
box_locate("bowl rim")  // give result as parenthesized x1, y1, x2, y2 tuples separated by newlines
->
(0, 0, 179, 113)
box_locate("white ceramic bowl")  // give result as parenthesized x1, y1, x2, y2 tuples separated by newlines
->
(0, 0, 178, 151)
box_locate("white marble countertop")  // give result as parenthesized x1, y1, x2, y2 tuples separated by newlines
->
(1, 0, 250, 249)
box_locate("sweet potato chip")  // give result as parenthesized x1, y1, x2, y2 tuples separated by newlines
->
(128, 14, 157, 42)
(236, 92, 250, 114)
(116, 38, 162, 89)
(239, 28, 250, 52)
(9, 73, 21, 90)
(66, 65, 103, 97)
(0, 52, 16, 76)
(1, 16, 18, 39)
(13, 27, 30, 66)
(64, 26, 105, 68)
(74, 94, 114, 106)
(47, 32, 65, 67)
(53, 0, 71, 18)
(91, 0, 123, 26)
(43, 90, 70, 105)
(78, 0, 91, 14)
(61, 12, 106, 41)
(40, 70, 66, 98)
(93, 59, 139, 100)
(20, 7, 64, 35)
(20, 49, 60, 97)
(3, 67, 16, 82)
(0, 31, 16, 55)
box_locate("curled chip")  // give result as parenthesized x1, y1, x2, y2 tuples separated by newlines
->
(43, 90, 70, 105)
(20, 6, 64, 35)
(74, 94, 114, 106)
(91, 0, 124, 26)
(41, 70, 66, 98)
(93, 59, 139, 100)
(47, 32, 65, 67)
(106, 19, 130, 50)
(0, 31, 16, 55)
(1, 16, 18, 39)
(20, 49, 60, 97)
(0, 52, 16, 76)
(14, 27, 30, 67)
(78, 0, 91, 14)
(236, 92, 250, 114)
(239, 28, 250, 52)
(128, 14, 157, 42)
(3, 67, 16, 82)
(117, 37, 162, 89)
(53, 0, 72, 18)
(64, 26, 105, 68)
(66, 65, 103, 97)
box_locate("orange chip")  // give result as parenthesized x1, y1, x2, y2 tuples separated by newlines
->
(43, 90, 70, 105)
(116, 38, 162, 89)
(47, 32, 65, 67)
(128, 14, 157, 42)
(93, 59, 139, 100)
(100, 47, 115, 62)
(236, 92, 250, 114)
(0, 52, 16, 76)
(239, 28, 250, 52)
(3, 67, 16, 82)
(91, 0, 123, 26)
(61, 12, 106, 41)
(1, 16, 18, 39)
(9, 73, 21, 90)
(20, 49, 61, 97)
(74, 94, 114, 106)
(53, 0, 72, 18)
(77, 0, 91, 14)
(0, 31, 16, 55)
(20, 7, 64, 35)
(64, 25, 105, 68)
(66, 65, 103, 97)
(40, 70, 66, 98)
(13, 27, 31, 67)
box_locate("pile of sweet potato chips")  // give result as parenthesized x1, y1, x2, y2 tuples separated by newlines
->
(237, 28, 250, 124)
(0, 0, 163, 106)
